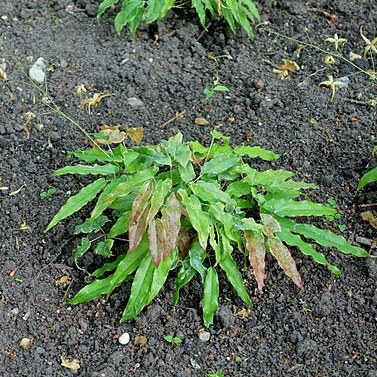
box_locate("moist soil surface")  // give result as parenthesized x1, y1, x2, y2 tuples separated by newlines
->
(1, 1, 376, 376)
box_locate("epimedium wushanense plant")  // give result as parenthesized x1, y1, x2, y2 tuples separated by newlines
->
(97, 0, 260, 37)
(46, 130, 368, 327)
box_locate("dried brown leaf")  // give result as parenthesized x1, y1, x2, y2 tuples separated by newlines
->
(129, 182, 153, 252)
(360, 211, 377, 229)
(245, 230, 266, 293)
(194, 117, 209, 126)
(126, 127, 144, 145)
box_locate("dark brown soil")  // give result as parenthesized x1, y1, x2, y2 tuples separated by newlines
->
(0, 1, 376, 376)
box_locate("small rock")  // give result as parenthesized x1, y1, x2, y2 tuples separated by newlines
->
(118, 332, 130, 345)
(217, 306, 235, 327)
(190, 358, 201, 369)
(127, 97, 144, 108)
(296, 338, 317, 357)
(10, 308, 19, 316)
(60, 59, 68, 69)
(198, 330, 211, 342)
(29, 57, 46, 84)
(366, 258, 377, 280)
(254, 78, 265, 90)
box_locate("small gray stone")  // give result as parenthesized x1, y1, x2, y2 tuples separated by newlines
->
(366, 258, 377, 280)
(296, 338, 317, 357)
(217, 306, 235, 327)
(60, 59, 68, 69)
(29, 57, 46, 84)
(127, 97, 144, 108)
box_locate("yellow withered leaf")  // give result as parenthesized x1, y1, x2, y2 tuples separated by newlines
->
(194, 117, 209, 126)
(0, 67, 7, 82)
(61, 356, 81, 373)
(360, 211, 377, 229)
(126, 127, 144, 145)
(80, 92, 114, 114)
(55, 275, 72, 286)
(95, 125, 126, 145)
(273, 59, 299, 80)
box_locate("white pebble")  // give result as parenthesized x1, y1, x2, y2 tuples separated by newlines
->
(198, 331, 211, 342)
(29, 57, 46, 84)
(118, 332, 130, 345)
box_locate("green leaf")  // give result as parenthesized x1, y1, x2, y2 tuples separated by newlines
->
(97, 0, 120, 18)
(212, 85, 230, 93)
(144, 0, 173, 22)
(173, 257, 197, 305)
(147, 248, 177, 303)
(53, 164, 119, 176)
(166, 133, 191, 167)
(107, 235, 149, 296)
(108, 211, 131, 238)
(178, 189, 210, 250)
(242, 0, 261, 21)
(146, 179, 172, 224)
(74, 215, 109, 234)
(201, 155, 240, 176)
(276, 227, 341, 276)
(192, 0, 206, 25)
(209, 203, 242, 247)
(189, 242, 207, 283)
(129, 181, 153, 252)
(263, 198, 337, 217)
(67, 274, 114, 304)
(226, 180, 252, 197)
(91, 167, 158, 219)
(114, 0, 144, 34)
(358, 166, 377, 190)
(95, 239, 114, 258)
(234, 146, 279, 161)
(203, 267, 219, 327)
(121, 254, 155, 321)
(69, 149, 122, 163)
(219, 253, 252, 306)
(190, 181, 237, 208)
(45, 178, 106, 232)
(73, 237, 91, 259)
(211, 130, 230, 144)
(92, 253, 127, 278)
(283, 219, 368, 258)
(178, 162, 196, 182)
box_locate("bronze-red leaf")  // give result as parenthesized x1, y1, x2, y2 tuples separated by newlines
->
(129, 182, 152, 252)
(245, 230, 266, 293)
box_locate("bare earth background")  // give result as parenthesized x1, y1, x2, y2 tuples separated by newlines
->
(0, 0, 376, 376)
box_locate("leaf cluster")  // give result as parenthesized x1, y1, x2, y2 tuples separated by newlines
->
(46, 131, 368, 326)
(97, 0, 260, 37)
